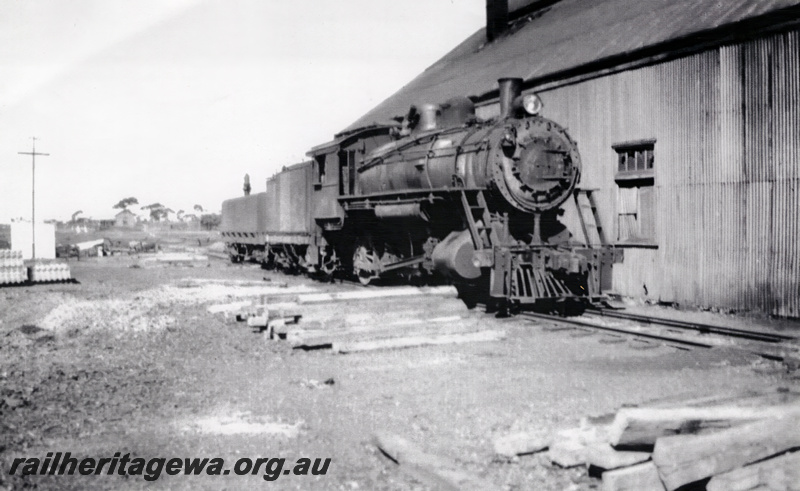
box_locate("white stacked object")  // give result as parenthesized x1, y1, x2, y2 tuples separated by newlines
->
(0, 250, 27, 285)
(28, 262, 72, 283)
(10, 222, 56, 260)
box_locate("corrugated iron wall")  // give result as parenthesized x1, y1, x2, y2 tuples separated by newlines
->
(480, 29, 800, 317)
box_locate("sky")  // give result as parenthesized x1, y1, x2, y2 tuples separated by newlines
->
(0, 0, 485, 222)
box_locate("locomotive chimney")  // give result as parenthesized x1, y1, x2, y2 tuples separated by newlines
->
(498, 77, 523, 119)
(486, 0, 509, 42)
(243, 174, 251, 196)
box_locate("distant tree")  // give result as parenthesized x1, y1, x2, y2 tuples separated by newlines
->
(177, 209, 185, 221)
(113, 197, 139, 210)
(200, 213, 221, 231)
(71, 210, 83, 223)
(193, 204, 204, 213)
(142, 203, 169, 222)
(153, 209, 168, 221)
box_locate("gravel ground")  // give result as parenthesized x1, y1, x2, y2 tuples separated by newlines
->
(1, 256, 798, 490)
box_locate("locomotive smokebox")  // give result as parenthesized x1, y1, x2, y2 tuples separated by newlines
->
(431, 230, 481, 281)
(498, 77, 523, 119)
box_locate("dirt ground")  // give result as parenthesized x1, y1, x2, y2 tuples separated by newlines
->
(1, 253, 799, 490)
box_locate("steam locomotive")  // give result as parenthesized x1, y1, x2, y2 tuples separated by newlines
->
(221, 78, 621, 311)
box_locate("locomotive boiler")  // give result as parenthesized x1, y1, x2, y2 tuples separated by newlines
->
(222, 78, 620, 311)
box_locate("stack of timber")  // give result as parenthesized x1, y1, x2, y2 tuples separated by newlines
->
(208, 286, 504, 354)
(494, 388, 800, 490)
(28, 261, 71, 283)
(284, 314, 504, 354)
(0, 250, 27, 285)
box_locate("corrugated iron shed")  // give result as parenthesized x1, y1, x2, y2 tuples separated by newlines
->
(343, 0, 800, 134)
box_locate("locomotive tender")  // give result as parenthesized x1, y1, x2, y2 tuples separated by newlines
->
(221, 78, 621, 310)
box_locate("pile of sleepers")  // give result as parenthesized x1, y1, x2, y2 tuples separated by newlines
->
(207, 285, 505, 354)
(494, 388, 800, 490)
(0, 250, 26, 285)
(28, 262, 72, 282)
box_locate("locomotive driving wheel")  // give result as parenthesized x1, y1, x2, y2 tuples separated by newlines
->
(353, 243, 380, 286)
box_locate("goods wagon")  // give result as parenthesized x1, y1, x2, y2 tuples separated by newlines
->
(220, 192, 268, 261)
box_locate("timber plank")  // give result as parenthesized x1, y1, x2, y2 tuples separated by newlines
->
(548, 425, 609, 468)
(289, 316, 474, 348)
(493, 431, 550, 458)
(602, 461, 665, 491)
(706, 451, 800, 491)
(549, 438, 586, 468)
(634, 388, 800, 410)
(296, 325, 483, 347)
(608, 404, 800, 448)
(652, 414, 800, 491)
(332, 329, 505, 354)
(296, 285, 457, 304)
(373, 432, 491, 491)
(291, 317, 474, 345)
(586, 442, 651, 471)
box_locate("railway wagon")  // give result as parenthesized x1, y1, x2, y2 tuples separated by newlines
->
(222, 162, 315, 266)
(264, 161, 315, 271)
(220, 192, 268, 262)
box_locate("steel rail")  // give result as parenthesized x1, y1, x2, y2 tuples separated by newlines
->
(519, 312, 713, 349)
(586, 309, 795, 343)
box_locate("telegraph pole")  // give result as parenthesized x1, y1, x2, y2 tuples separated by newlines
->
(18, 137, 49, 260)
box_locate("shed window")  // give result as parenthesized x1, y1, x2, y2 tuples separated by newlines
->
(613, 139, 656, 246)
(613, 139, 655, 180)
(315, 155, 326, 186)
(338, 150, 357, 196)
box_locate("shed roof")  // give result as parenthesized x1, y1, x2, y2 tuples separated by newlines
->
(342, 0, 800, 134)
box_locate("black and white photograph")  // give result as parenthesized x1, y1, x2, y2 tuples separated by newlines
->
(2, 0, 800, 489)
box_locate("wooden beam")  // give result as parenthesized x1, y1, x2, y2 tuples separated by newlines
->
(608, 404, 800, 449)
(548, 425, 609, 468)
(706, 451, 800, 491)
(586, 443, 651, 471)
(602, 462, 665, 491)
(632, 388, 800, 410)
(296, 285, 457, 304)
(549, 438, 586, 468)
(332, 329, 505, 354)
(291, 319, 477, 348)
(373, 432, 492, 491)
(652, 414, 800, 491)
(493, 431, 550, 458)
(207, 300, 252, 314)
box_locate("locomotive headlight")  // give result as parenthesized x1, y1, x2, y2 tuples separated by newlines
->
(522, 93, 543, 116)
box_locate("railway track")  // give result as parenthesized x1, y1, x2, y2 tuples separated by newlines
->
(520, 312, 712, 349)
(221, 270, 798, 362)
(519, 310, 799, 363)
(585, 309, 795, 344)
